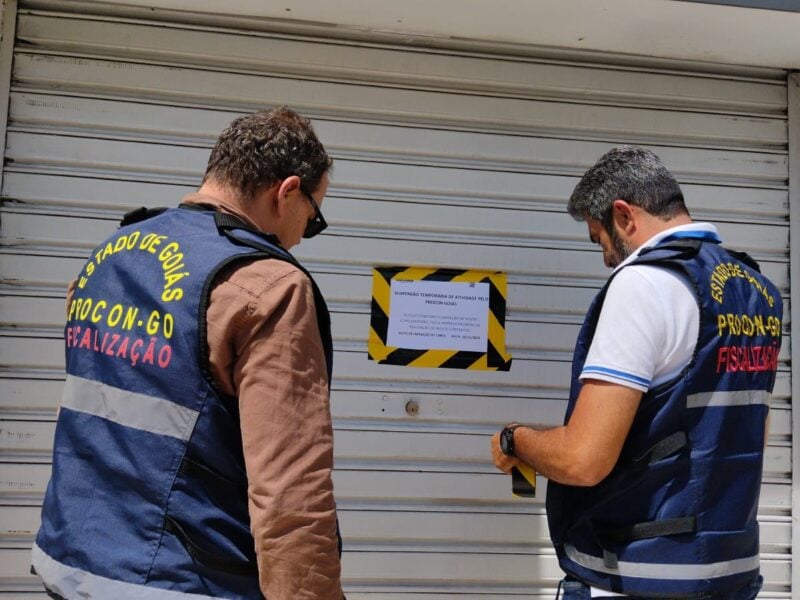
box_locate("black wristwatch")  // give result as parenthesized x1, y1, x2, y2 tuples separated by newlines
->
(500, 424, 522, 457)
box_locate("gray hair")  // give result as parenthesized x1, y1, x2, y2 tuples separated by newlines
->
(567, 146, 688, 225)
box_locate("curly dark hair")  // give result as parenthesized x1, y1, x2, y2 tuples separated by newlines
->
(202, 106, 332, 202)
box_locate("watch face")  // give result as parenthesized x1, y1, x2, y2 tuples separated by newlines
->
(500, 428, 513, 455)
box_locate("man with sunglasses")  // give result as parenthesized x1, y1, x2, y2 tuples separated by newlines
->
(33, 107, 344, 599)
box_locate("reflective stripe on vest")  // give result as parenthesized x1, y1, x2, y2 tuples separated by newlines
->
(31, 544, 217, 600)
(565, 544, 760, 581)
(687, 390, 771, 409)
(62, 375, 199, 441)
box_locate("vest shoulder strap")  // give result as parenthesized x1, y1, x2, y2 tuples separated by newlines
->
(724, 247, 761, 273)
(119, 206, 168, 227)
(635, 238, 762, 274)
(632, 238, 701, 265)
(212, 211, 285, 255)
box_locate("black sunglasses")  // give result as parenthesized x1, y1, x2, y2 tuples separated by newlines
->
(299, 186, 328, 239)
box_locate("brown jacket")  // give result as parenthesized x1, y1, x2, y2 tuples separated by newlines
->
(184, 193, 342, 598)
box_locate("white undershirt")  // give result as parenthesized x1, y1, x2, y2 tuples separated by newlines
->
(579, 223, 719, 598)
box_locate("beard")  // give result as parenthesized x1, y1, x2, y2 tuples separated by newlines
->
(607, 223, 633, 268)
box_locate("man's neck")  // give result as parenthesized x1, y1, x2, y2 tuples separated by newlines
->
(196, 181, 240, 208)
(196, 181, 275, 235)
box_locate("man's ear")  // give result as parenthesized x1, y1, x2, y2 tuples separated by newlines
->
(611, 199, 636, 235)
(253, 180, 285, 219)
(275, 176, 302, 217)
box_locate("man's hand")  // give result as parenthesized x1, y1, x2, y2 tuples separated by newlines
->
(490, 381, 643, 487)
(66, 278, 77, 316)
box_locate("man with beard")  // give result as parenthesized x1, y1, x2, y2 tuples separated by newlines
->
(491, 146, 782, 599)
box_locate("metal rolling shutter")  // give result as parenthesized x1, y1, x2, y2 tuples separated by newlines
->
(0, 0, 792, 597)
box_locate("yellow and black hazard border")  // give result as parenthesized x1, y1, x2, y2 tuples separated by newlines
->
(368, 266, 512, 371)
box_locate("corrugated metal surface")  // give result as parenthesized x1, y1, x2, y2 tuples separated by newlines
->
(785, 70, 800, 599)
(0, 1, 792, 597)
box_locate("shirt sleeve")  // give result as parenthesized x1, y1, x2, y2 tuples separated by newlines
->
(580, 267, 672, 392)
(206, 259, 342, 599)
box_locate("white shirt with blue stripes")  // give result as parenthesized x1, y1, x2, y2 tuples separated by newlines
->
(581, 223, 720, 396)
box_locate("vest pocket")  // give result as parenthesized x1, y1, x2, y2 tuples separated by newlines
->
(178, 455, 247, 502)
(589, 516, 698, 570)
(163, 515, 258, 576)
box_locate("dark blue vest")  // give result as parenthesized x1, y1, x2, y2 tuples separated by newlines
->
(33, 205, 333, 599)
(546, 233, 782, 598)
